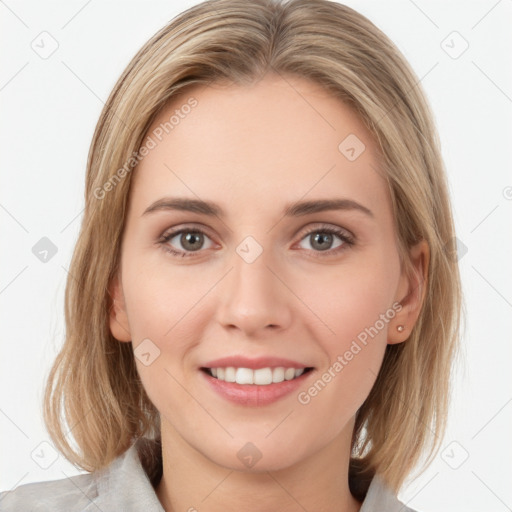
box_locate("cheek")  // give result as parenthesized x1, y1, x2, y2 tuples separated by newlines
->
(125, 270, 203, 414)
(298, 261, 398, 353)
(123, 258, 207, 341)
(121, 262, 212, 396)
(291, 263, 397, 420)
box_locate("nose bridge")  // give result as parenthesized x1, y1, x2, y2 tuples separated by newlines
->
(216, 237, 292, 335)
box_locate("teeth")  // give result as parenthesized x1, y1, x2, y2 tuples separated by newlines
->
(208, 366, 307, 385)
(272, 367, 284, 383)
(225, 367, 236, 383)
(236, 367, 253, 385)
(284, 368, 295, 380)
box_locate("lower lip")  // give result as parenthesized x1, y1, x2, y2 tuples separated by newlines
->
(201, 370, 311, 407)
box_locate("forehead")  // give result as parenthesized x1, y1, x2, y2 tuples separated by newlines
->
(130, 74, 389, 216)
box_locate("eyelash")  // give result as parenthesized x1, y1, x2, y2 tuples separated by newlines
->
(158, 224, 355, 259)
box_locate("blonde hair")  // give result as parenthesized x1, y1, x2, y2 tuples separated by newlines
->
(44, 0, 462, 495)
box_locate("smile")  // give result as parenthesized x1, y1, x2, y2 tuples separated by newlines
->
(200, 362, 315, 406)
(203, 366, 313, 385)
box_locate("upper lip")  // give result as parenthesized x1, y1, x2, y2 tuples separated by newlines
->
(202, 356, 311, 370)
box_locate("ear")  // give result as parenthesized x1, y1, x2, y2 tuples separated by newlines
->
(108, 273, 132, 342)
(388, 239, 430, 345)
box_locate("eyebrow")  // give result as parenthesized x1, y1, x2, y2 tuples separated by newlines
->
(142, 197, 374, 218)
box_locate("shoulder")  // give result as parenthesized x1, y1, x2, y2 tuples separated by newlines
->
(0, 472, 98, 511)
(361, 474, 419, 512)
(0, 438, 164, 512)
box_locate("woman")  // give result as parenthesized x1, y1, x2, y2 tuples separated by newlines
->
(0, 0, 461, 510)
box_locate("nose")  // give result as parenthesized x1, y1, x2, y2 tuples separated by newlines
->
(215, 245, 292, 338)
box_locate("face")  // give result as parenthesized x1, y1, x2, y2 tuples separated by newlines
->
(109, 73, 427, 472)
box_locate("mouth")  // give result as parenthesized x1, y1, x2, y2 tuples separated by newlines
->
(201, 366, 314, 385)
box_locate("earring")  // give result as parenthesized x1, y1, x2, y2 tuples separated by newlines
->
(397, 325, 405, 332)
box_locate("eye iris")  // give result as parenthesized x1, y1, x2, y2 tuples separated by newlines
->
(181, 232, 203, 251)
(311, 232, 332, 251)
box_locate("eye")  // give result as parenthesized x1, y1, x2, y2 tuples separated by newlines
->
(158, 224, 355, 259)
(159, 227, 215, 257)
(296, 225, 354, 256)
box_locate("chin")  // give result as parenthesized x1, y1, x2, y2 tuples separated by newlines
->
(197, 434, 316, 474)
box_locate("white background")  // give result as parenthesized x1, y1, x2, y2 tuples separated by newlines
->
(1, 1, 511, 511)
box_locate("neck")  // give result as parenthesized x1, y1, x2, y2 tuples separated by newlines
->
(155, 418, 362, 512)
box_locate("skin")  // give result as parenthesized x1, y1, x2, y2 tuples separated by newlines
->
(109, 73, 428, 512)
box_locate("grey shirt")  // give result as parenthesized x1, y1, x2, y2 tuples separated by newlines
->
(0, 438, 417, 511)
